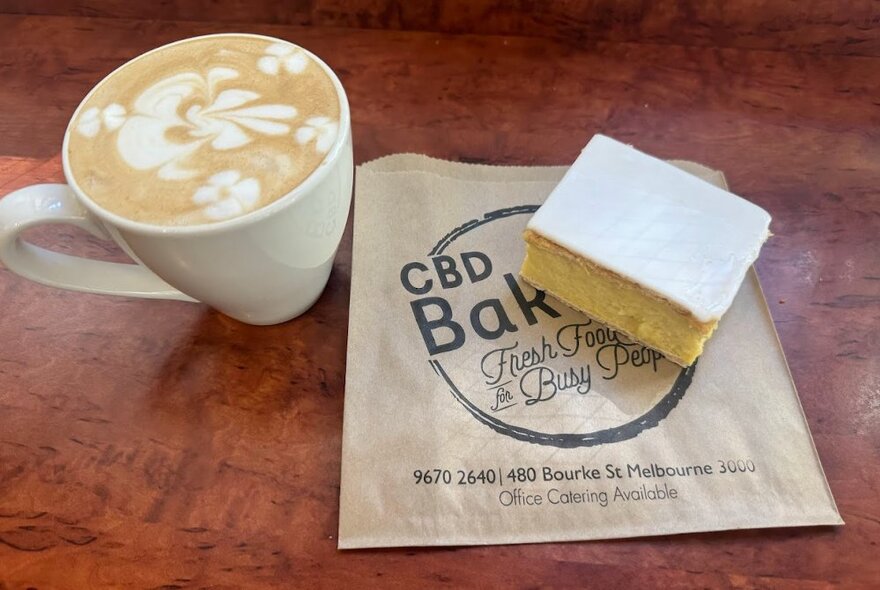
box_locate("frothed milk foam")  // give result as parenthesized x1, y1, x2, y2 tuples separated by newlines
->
(66, 35, 341, 226)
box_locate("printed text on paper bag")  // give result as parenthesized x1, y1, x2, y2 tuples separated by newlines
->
(402, 251, 663, 406)
(412, 459, 757, 507)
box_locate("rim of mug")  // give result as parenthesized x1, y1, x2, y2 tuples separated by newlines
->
(61, 32, 351, 236)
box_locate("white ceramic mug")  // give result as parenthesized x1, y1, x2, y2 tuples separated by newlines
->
(0, 34, 353, 325)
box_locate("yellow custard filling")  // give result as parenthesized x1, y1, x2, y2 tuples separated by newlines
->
(520, 230, 717, 366)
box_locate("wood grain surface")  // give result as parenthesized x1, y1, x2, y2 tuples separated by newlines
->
(0, 7, 878, 590)
(2, 0, 879, 56)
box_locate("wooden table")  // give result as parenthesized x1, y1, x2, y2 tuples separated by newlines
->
(0, 4, 878, 588)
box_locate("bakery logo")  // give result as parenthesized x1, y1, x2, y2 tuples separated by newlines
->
(399, 206, 695, 448)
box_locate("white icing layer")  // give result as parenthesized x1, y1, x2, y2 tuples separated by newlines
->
(527, 134, 771, 323)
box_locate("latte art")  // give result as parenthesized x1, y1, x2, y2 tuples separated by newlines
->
(66, 35, 341, 225)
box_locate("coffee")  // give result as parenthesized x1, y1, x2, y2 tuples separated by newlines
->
(66, 35, 341, 226)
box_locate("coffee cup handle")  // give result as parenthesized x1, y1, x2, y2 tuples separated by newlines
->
(0, 183, 195, 301)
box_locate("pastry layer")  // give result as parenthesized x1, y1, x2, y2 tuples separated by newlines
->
(520, 230, 716, 366)
(525, 134, 771, 324)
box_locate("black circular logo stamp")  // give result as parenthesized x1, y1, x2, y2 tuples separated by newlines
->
(400, 206, 696, 449)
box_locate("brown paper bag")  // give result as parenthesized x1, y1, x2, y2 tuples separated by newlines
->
(339, 155, 841, 548)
